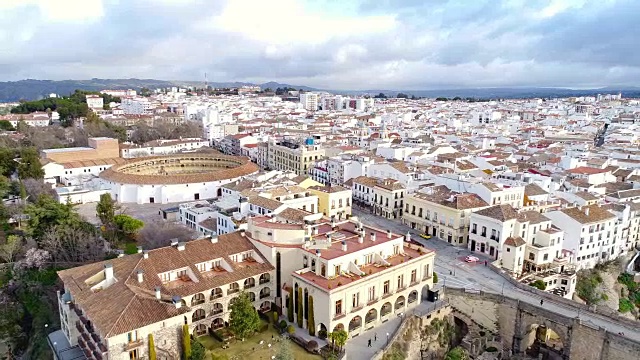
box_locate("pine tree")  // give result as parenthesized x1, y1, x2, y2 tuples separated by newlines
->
(229, 291, 261, 340)
(182, 324, 191, 360)
(148, 334, 157, 360)
(307, 296, 315, 336)
(297, 287, 303, 328)
(287, 294, 294, 322)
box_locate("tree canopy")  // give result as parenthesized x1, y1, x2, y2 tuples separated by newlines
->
(17, 147, 44, 180)
(229, 291, 261, 340)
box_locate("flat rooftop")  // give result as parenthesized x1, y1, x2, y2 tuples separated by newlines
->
(42, 147, 94, 153)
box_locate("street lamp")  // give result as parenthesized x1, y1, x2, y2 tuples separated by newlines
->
(386, 332, 390, 346)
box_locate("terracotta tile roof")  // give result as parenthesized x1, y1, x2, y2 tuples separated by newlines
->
(524, 184, 548, 197)
(567, 166, 609, 175)
(474, 204, 518, 222)
(352, 176, 379, 188)
(389, 162, 413, 174)
(504, 236, 526, 247)
(516, 211, 550, 224)
(276, 207, 311, 222)
(248, 196, 284, 210)
(58, 232, 273, 338)
(559, 205, 616, 224)
(574, 191, 598, 201)
(608, 189, 640, 199)
(309, 185, 350, 193)
(61, 157, 128, 169)
(411, 187, 488, 210)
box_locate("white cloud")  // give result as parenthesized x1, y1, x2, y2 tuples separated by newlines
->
(0, 0, 104, 22)
(209, 0, 396, 45)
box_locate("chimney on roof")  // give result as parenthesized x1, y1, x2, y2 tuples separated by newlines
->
(387, 229, 392, 239)
(137, 246, 143, 254)
(170, 238, 179, 247)
(315, 249, 321, 257)
(210, 236, 218, 244)
(327, 233, 332, 242)
(104, 263, 113, 281)
(155, 286, 161, 300)
(341, 240, 347, 252)
(177, 242, 186, 251)
(585, 207, 590, 216)
(136, 269, 144, 283)
(371, 232, 377, 242)
(143, 250, 149, 259)
(172, 296, 182, 309)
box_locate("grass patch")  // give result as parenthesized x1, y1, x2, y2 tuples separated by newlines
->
(200, 326, 321, 360)
(123, 242, 138, 255)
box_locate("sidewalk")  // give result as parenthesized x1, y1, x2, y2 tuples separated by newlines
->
(344, 316, 403, 360)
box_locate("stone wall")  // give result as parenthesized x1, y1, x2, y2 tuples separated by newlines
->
(445, 287, 640, 360)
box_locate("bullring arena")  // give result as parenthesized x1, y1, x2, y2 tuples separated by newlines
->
(99, 153, 259, 204)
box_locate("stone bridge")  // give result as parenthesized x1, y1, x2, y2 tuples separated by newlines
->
(445, 287, 640, 360)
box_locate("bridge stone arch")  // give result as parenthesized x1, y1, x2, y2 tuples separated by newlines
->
(514, 304, 571, 359)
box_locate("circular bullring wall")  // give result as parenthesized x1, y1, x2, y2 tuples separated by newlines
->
(100, 154, 259, 204)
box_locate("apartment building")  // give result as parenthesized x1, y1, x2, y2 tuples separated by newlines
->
(121, 97, 155, 115)
(245, 216, 435, 339)
(56, 234, 274, 360)
(268, 139, 325, 176)
(545, 205, 619, 269)
(468, 204, 519, 260)
(178, 201, 217, 230)
(308, 185, 352, 220)
(86, 95, 104, 110)
(120, 138, 209, 158)
(372, 179, 406, 219)
(351, 176, 378, 207)
(300, 93, 319, 111)
(403, 186, 488, 246)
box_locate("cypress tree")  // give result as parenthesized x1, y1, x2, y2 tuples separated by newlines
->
(307, 296, 315, 336)
(148, 334, 157, 360)
(287, 294, 294, 322)
(297, 287, 303, 328)
(182, 324, 191, 360)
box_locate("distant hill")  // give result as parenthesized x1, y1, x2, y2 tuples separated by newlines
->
(342, 87, 640, 99)
(0, 79, 319, 102)
(0, 78, 637, 102)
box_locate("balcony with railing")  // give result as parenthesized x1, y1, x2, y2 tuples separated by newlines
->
(123, 338, 144, 351)
(259, 274, 271, 285)
(244, 278, 256, 290)
(211, 288, 223, 300)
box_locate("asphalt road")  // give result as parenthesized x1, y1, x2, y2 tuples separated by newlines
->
(352, 208, 640, 343)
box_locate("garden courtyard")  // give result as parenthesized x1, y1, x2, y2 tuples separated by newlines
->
(197, 326, 322, 360)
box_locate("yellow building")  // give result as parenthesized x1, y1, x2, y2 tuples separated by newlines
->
(267, 139, 325, 176)
(403, 185, 488, 246)
(308, 185, 352, 220)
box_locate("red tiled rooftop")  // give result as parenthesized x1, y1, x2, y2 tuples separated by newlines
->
(293, 244, 432, 291)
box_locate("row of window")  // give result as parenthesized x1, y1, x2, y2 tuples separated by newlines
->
(334, 267, 426, 315)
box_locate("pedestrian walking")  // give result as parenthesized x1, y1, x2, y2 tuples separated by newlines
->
(374, 333, 378, 341)
(368, 339, 372, 347)
(484, 260, 487, 266)
(540, 299, 544, 306)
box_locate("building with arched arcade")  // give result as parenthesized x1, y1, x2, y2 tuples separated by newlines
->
(56, 232, 274, 360)
(245, 214, 435, 339)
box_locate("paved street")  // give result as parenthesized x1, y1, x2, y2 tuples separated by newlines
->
(350, 208, 640, 354)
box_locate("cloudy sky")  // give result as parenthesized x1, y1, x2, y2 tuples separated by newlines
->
(0, 0, 638, 89)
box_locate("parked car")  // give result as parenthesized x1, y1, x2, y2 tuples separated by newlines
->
(419, 233, 431, 240)
(464, 255, 480, 263)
